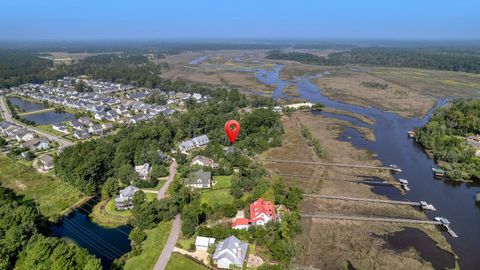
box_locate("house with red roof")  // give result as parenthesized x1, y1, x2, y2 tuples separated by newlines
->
(231, 198, 277, 230)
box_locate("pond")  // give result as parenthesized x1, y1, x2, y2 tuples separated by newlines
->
(8, 97, 47, 112)
(51, 198, 132, 269)
(8, 97, 77, 125)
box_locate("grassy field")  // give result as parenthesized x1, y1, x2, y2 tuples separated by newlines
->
(124, 221, 173, 270)
(90, 199, 131, 227)
(258, 113, 454, 269)
(34, 124, 74, 140)
(200, 189, 234, 207)
(0, 155, 85, 220)
(212, 175, 232, 189)
(165, 254, 208, 270)
(146, 192, 157, 202)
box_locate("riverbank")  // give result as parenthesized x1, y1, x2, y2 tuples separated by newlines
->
(259, 112, 455, 269)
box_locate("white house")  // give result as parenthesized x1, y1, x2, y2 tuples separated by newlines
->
(195, 236, 216, 250)
(52, 123, 69, 134)
(15, 130, 35, 142)
(179, 135, 209, 152)
(135, 163, 151, 180)
(212, 236, 248, 269)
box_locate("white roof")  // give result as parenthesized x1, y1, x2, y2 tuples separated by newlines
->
(195, 236, 216, 246)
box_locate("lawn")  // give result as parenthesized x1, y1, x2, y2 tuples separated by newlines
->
(165, 254, 208, 270)
(0, 155, 85, 220)
(34, 124, 71, 138)
(200, 189, 234, 207)
(212, 175, 232, 189)
(146, 192, 157, 202)
(90, 199, 131, 227)
(124, 221, 173, 270)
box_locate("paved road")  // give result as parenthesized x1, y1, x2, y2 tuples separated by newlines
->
(0, 96, 73, 147)
(153, 159, 181, 270)
(158, 160, 177, 200)
(153, 214, 181, 270)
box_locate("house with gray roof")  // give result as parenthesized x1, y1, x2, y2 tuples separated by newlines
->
(38, 154, 54, 171)
(212, 235, 248, 269)
(179, 135, 209, 153)
(115, 185, 140, 210)
(185, 170, 212, 189)
(74, 130, 90, 140)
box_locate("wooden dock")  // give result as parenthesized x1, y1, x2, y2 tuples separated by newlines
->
(278, 173, 402, 187)
(301, 213, 457, 237)
(305, 194, 418, 205)
(260, 159, 402, 172)
(303, 194, 436, 211)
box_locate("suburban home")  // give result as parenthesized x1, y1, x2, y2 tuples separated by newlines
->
(135, 163, 151, 180)
(212, 235, 248, 269)
(88, 124, 103, 135)
(249, 198, 277, 226)
(70, 119, 84, 130)
(191, 155, 218, 169)
(78, 117, 93, 127)
(179, 135, 209, 152)
(14, 130, 35, 142)
(22, 138, 49, 151)
(74, 130, 90, 140)
(38, 154, 54, 171)
(195, 236, 216, 250)
(232, 198, 277, 229)
(185, 170, 212, 189)
(115, 185, 140, 210)
(52, 123, 69, 134)
(101, 122, 114, 131)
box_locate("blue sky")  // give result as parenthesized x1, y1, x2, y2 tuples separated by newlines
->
(1, 0, 479, 40)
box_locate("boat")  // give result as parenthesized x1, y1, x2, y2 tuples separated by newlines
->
(389, 164, 402, 172)
(432, 166, 445, 178)
(407, 131, 416, 139)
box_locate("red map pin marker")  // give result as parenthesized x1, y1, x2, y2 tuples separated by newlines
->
(225, 120, 240, 144)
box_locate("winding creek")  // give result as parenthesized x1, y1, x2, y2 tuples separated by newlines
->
(254, 64, 480, 269)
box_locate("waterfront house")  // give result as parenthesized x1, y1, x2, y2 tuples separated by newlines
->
(115, 185, 140, 210)
(38, 154, 54, 171)
(232, 198, 277, 229)
(212, 235, 248, 269)
(52, 123, 69, 134)
(135, 163, 151, 180)
(185, 170, 212, 189)
(195, 236, 216, 250)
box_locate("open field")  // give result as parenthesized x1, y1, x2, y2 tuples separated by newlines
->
(258, 112, 454, 269)
(165, 253, 208, 270)
(90, 199, 131, 227)
(124, 221, 173, 270)
(200, 189, 234, 207)
(213, 175, 232, 189)
(0, 155, 85, 220)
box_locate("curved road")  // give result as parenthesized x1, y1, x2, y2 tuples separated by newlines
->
(153, 160, 182, 270)
(0, 96, 73, 147)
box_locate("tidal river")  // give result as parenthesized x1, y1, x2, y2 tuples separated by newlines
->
(254, 64, 480, 269)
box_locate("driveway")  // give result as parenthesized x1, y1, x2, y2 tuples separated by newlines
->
(153, 214, 181, 270)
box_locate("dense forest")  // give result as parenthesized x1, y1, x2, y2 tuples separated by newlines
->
(267, 47, 480, 73)
(0, 187, 101, 270)
(415, 99, 480, 180)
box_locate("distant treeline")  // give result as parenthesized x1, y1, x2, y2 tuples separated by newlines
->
(266, 47, 480, 73)
(415, 99, 480, 181)
(0, 51, 211, 95)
